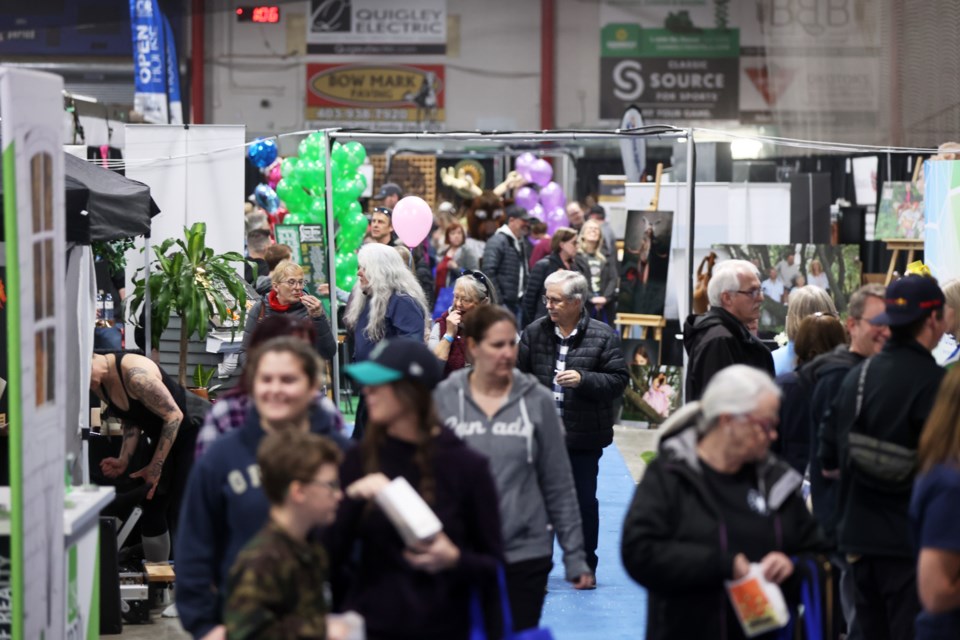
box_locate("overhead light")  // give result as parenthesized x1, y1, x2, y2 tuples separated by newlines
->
(731, 138, 763, 160)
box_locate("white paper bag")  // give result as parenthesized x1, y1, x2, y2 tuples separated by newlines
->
(724, 564, 790, 637)
(374, 476, 442, 547)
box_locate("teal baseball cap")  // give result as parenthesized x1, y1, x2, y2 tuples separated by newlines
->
(345, 338, 443, 390)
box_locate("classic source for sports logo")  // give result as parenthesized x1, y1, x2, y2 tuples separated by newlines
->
(308, 64, 443, 108)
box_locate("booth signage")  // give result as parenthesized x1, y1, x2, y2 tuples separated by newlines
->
(305, 63, 445, 127)
(307, 0, 446, 55)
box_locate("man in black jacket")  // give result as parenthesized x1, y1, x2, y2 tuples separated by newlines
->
(820, 275, 946, 640)
(518, 270, 628, 575)
(803, 283, 887, 640)
(683, 259, 774, 400)
(482, 206, 531, 321)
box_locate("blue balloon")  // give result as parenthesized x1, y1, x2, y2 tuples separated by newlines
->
(254, 183, 280, 213)
(248, 137, 278, 168)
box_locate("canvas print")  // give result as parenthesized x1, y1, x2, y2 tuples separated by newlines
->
(923, 160, 960, 281)
(622, 364, 683, 427)
(623, 337, 661, 370)
(875, 181, 924, 240)
(619, 209, 673, 316)
(711, 244, 862, 337)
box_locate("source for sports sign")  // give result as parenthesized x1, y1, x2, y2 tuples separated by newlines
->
(307, 0, 446, 55)
(305, 63, 445, 129)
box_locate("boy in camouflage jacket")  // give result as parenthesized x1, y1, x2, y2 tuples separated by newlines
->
(225, 430, 343, 639)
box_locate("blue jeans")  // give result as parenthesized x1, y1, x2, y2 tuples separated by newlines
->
(567, 448, 603, 574)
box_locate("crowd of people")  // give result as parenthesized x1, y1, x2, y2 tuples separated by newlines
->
(87, 183, 960, 640)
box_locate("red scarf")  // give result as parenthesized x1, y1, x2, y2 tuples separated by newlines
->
(268, 290, 291, 312)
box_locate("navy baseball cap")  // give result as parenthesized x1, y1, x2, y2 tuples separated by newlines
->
(345, 338, 443, 390)
(870, 275, 945, 327)
(373, 182, 403, 200)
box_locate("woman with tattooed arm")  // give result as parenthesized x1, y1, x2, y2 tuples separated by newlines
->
(90, 351, 196, 562)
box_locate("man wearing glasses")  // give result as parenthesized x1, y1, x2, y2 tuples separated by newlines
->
(683, 259, 775, 401)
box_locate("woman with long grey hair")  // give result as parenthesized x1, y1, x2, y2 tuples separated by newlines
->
(344, 242, 430, 439)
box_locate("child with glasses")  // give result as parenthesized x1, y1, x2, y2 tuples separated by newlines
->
(225, 429, 347, 639)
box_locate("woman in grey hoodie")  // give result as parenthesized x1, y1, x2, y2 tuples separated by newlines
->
(434, 305, 594, 633)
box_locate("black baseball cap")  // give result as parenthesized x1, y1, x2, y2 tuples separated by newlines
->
(505, 205, 531, 222)
(373, 182, 403, 200)
(345, 338, 443, 390)
(870, 275, 945, 327)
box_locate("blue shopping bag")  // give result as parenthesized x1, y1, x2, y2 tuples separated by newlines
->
(470, 566, 555, 640)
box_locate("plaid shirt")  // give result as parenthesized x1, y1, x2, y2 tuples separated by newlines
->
(552, 325, 578, 417)
(195, 392, 345, 459)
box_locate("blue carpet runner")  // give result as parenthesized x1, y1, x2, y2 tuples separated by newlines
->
(540, 443, 648, 639)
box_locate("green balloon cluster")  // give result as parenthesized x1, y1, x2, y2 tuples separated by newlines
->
(274, 133, 369, 292)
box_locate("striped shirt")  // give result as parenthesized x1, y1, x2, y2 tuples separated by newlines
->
(553, 326, 579, 416)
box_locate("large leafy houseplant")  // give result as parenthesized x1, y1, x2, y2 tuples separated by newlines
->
(128, 222, 248, 386)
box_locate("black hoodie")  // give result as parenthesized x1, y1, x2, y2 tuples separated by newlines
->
(622, 404, 827, 640)
(683, 308, 775, 401)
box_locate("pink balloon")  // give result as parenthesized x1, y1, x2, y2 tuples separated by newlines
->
(539, 181, 565, 210)
(528, 159, 553, 187)
(515, 152, 537, 182)
(545, 206, 569, 235)
(515, 186, 539, 211)
(530, 203, 545, 222)
(392, 196, 434, 248)
(268, 163, 282, 185)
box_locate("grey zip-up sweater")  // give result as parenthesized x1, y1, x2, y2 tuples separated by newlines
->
(435, 368, 590, 580)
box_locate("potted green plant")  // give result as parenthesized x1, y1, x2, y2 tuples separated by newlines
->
(189, 363, 222, 401)
(128, 222, 249, 387)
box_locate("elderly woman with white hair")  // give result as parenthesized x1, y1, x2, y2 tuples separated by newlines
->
(344, 242, 430, 439)
(622, 365, 826, 640)
(770, 285, 839, 376)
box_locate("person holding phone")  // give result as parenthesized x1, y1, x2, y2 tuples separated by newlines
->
(244, 260, 336, 361)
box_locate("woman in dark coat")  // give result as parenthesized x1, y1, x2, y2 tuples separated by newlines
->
(622, 365, 827, 640)
(576, 218, 619, 327)
(521, 227, 585, 325)
(243, 260, 336, 360)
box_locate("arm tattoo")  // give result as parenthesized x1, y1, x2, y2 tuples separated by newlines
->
(124, 363, 182, 464)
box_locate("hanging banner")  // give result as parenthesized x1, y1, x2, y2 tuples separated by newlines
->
(163, 14, 183, 125)
(307, 0, 446, 55)
(599, 1, 882, 128)
(305, 63, 445, 130)
(0, 67, 68, 640)
(129, 0, 169, 124)
(619, 106, 646, 182)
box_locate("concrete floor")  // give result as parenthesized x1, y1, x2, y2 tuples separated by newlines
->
(112, 424, 663, 639)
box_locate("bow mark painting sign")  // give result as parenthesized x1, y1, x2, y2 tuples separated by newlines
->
(308, 0, 446, 54)
(306, 63, 445, 129)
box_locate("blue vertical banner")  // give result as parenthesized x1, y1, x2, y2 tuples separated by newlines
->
(163, 14, 183, 124)
(129, 0, 169, 124)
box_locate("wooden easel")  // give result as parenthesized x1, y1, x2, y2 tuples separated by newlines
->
(616, 313, 667, 341)
(883, 239, 924, 285)
(882, 157, 925, 284)
(617, 163, 667, 340)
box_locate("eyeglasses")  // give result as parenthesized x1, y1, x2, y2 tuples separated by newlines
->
(282, 279, 305, 288)
(308, 479, 341, 492)
(738, 414, 778, 434)
(735, 288, 763, 298)
(542, 295, 566, 307)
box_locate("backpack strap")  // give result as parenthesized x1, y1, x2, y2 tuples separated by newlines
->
(854, 358, 871, 420)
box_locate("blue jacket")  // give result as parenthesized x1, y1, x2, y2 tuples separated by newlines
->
(353, 292, 425, 363)
(175, 406, 351, 639)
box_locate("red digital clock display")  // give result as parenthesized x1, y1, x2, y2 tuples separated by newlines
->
(236, 5, 280, 23)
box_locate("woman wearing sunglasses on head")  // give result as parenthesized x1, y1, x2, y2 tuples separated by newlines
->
(243, 260, 336, 361)
(435, 305, 594, 634)
(428, 270, 499, 378)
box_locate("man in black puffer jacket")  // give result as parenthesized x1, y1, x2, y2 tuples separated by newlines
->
(518, 270, 628, 576)
(482, 206, 531, 321)
(683, 259, 774, 400)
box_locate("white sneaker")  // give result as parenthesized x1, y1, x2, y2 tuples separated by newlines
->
(161, 603, 178, 618)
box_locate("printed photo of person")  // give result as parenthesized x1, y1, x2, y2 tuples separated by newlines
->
(619, 210, 673, 316)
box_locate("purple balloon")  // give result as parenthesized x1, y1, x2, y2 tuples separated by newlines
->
(539, 181, 565, 210)
(529, 203, 545, 222)
(515, 186, 540, 211)
(515, 152, 537, 181)
(528, 159, 553, 188)
(545, 206, 569, 235)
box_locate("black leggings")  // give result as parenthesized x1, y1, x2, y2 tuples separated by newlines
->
(139, 435, 195, 537)
(486, 556, 553, 635)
